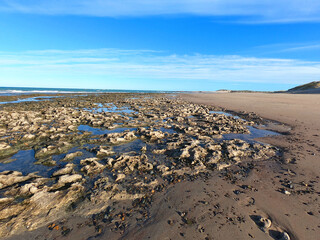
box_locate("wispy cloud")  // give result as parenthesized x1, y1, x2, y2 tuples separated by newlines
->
(1, 0, 320, 23)
(0, 48, 319, 90)
(243, 42, 320, 57)
(281, 44, 320, 52)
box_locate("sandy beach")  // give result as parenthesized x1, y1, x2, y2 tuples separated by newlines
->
(179, 92, 320, 239)
(0, 92, 319, 240)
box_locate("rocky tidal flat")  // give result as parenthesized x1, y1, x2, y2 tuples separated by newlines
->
(0, 93, 281, 239)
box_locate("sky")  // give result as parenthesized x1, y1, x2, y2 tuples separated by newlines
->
(0, 0, 320, 91)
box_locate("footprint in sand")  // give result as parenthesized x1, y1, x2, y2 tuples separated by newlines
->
(250, 214, 291, 240)
(269, 230, 291, 240)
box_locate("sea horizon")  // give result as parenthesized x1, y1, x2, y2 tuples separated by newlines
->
(0, 86, 178, 96)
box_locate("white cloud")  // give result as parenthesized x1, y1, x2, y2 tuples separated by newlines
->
(0, 48, 319, 89)
(1, 0, 320, 23)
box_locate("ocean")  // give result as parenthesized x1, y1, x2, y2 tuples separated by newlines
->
(0, 87, 174, 96)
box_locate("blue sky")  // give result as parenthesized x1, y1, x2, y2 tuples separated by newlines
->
(0, 1, 320, 91)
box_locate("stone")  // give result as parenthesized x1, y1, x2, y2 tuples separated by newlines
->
(138, 162, 153, 172)
(0, 197, 14, 205)
(157, 165, 169, 174)
(0, 142, 11, 150)
(0, 171, 38, 190)
(62, 151, 83, 161)
(52, 163, 75, 177)
(80, 158, 105, 175)
(115, 173, 126, 182)
(58, 174, 83, 185)
(22, 134, 36, 141)
(96, 146, 115, 158)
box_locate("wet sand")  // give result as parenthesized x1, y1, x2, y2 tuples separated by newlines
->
(0, 92, 319, 240)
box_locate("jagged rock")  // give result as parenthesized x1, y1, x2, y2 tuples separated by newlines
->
(0, 171, 38, 190)
(149, 131, 165, 140)
(96, 146, 115, 158)
(0, 197, 14, 205)
(22, 134, 36, 141)
(18, 178, 48, 196)
(108, 131, 137, 144)
(0, 204, 26, 221)
(62, 151, 83, 161)
(190, 146, 208, 161)
(115, 173, 126, 182)
(80, 158, 105, 175)
(217, 163, 231, 171)
(35, 142, 72, 159)
(138, 162, 153, 172)
(52, 163, 75, 177)
(157, 165, 169, 174)
(113, 155, 140, 172)
(153, 149, 166, 154)
(0, 142, 11, 151)
(58, 174, 83, 185)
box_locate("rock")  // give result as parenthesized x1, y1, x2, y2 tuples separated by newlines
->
(141, 145, 147, 152)
(217, 163, 231, 171)
(34, 157, 56, 166)
(206, 155, 221, 166)
(0, 142, 11, 150)
(35, 142, 72, 159)
(138, 162, 153, 172)
(22, 134, 36, 141)
(108, 131, 137, 144)
(113, 155, 140, 172)
(58, 174, 83, 185)
(284, 190, 291, 195)
(0, 204, 26, 221)
(124, 132, 137, 141)
(0, 171, 38, 190)
(80, 158, 105, 175)
(149, 131, 165, 140)
(157, 165, 169, 174)
(19, 182, 43, 196)
(152, 149, 166, 154)
(191, 146, 208, 161)
(115, 173, 126, 182)
(96, 146, 115, 158)
(0, 197, 14, 205)
(67, 125, 77, 131)
(62, 151, 83, 161)
(180, 147, 191, 159)
(52, 163, 75, 177)
(0, 142, 18, 159)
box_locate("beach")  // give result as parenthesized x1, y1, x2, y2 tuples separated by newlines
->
(0, 92, 319, 240)
(179, 92, 320, 239)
